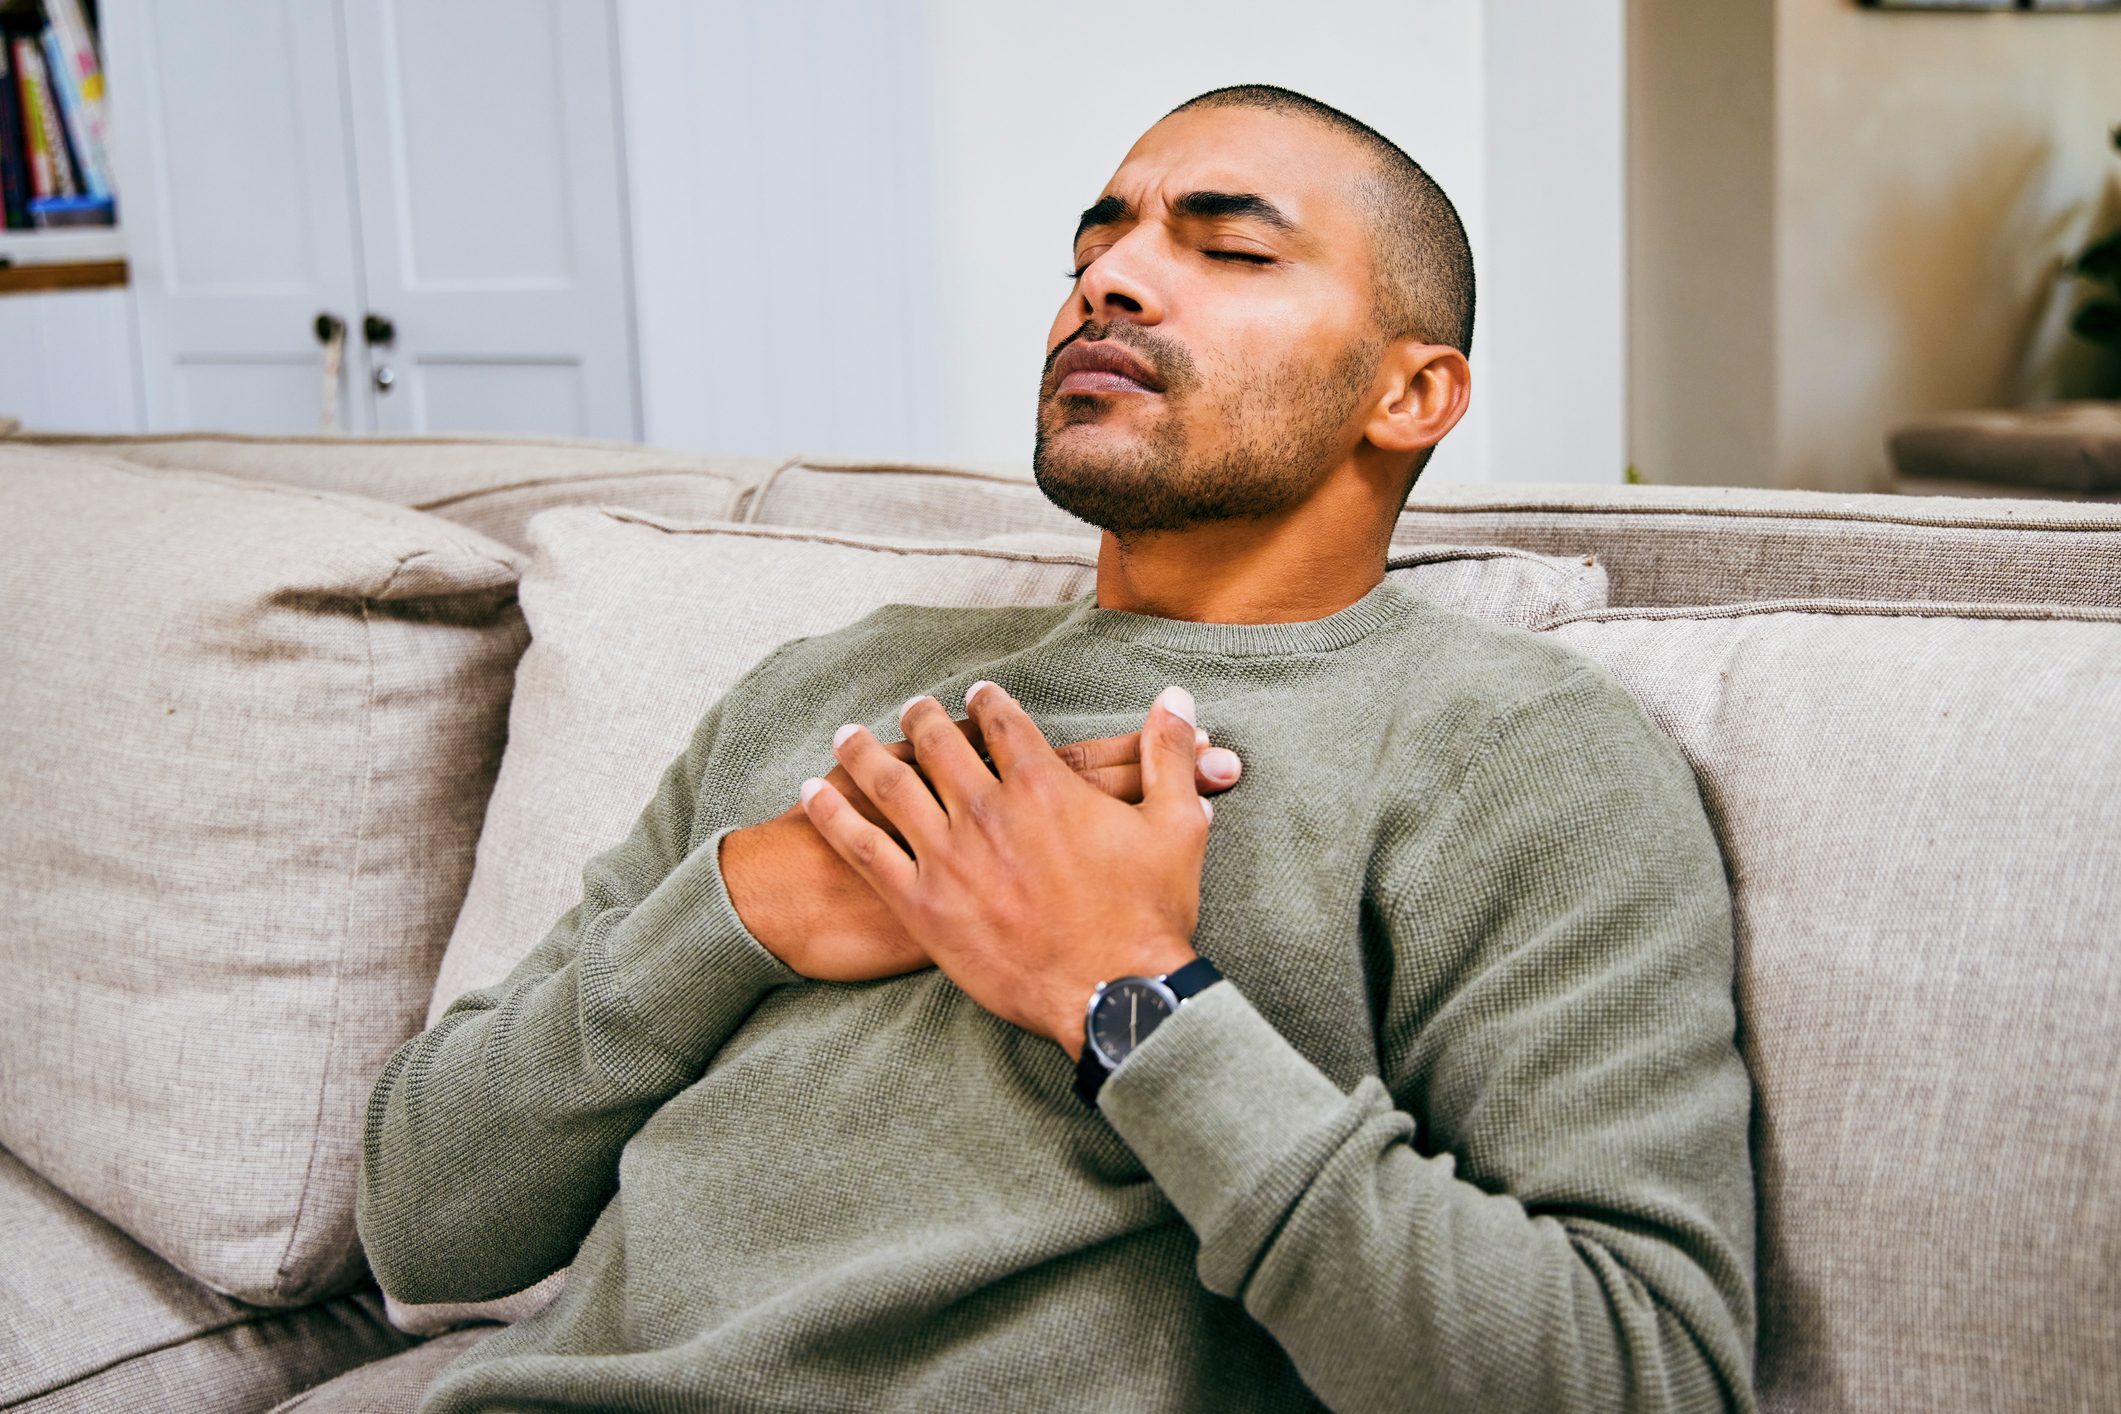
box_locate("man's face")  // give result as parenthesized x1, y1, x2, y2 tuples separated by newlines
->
(1034, 106, 1387, 535)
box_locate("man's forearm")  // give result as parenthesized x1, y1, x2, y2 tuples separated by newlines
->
(1100, 982, 1755, 1414)
(358, 824, 794, 1306)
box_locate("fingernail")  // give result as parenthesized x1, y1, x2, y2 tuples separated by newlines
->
(1194, 727, 1209, 748)
(897, 694, 928, 722)
(1201, 747, 1240, 782)
(1200, 797, 1214, 823)
(832, 723, 861, 749)
(800, 777, 826, 806)
(1156, 684, 1196, 726)
(965, 679, 996, 708)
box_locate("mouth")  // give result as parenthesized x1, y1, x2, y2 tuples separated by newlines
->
(1050, 339, 1166, 398)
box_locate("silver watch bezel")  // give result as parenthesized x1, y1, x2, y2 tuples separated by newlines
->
(1082, 974, 1182, 1071)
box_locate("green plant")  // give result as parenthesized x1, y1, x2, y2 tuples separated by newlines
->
(2066, 125, 2121, 358)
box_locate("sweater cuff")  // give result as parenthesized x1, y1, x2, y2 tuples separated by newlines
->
(1097, 980, 1379, 1296)
(601, 825, 802, 1077)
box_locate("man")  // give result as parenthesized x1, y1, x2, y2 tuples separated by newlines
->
(359, 85, 1757, 1412)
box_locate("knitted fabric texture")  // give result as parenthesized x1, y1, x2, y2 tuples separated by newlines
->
(357, 578, 1757, 1413)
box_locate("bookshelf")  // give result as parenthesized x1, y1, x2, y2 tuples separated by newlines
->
(0, 0, 121, 278)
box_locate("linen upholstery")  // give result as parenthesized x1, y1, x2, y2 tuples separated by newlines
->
(391, 510, 1606, 1335)
(15, 431, 775, 554)
(742, 456, 2121, 610)
(1547, 602, 2121, 1413)
(1395, 483, 2121, 609)
(0, 448, 529, 1308)
(0, 1149, 415, 1412)
(745, 457, 1093, 540)
(269, 1327, 493, 1413)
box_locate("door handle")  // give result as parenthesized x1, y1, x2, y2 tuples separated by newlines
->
(373, 365, 397, 393)
(363, 313, 396, 346)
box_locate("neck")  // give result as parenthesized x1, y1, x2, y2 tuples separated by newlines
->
(1091, 457, 1399, 624)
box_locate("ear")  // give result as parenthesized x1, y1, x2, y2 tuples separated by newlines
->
(1361, 341, 1471, 457)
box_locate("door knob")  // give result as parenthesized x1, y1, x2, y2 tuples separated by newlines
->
(363, 313, 396, 345)
(313, 312, 344, 344)
(373, 365, 396, 393)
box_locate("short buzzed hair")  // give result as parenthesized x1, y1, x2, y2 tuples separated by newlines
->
(1170, 84, 1475, 357)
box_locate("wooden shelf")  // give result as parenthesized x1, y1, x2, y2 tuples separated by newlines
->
(0, 258, 127, 294)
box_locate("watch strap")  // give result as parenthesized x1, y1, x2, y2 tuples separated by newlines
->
(1074, 957, 1223, 1108)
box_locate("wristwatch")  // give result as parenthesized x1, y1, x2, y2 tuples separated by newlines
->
(1074, 956, 1224, 1107)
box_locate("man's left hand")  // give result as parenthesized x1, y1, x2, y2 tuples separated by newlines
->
(798, 681, 1211, 1060)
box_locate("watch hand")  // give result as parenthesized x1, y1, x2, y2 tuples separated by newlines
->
(1129, 992, 1138, 1048)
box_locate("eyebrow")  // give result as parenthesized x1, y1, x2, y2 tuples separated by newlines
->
(1072, 190, 1299, 245)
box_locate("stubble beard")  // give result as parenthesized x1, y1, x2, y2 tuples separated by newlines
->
(1033, 324, 1381, 537)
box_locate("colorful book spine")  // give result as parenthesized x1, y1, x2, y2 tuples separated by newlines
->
(42, 26, 106, 199)
(0, 39, 28, 228)
(12, 36, 53, 201)
(43, 0, 112, 199)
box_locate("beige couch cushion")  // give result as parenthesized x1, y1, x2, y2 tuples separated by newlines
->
(1546, 601, 2121, 1413)
(1397, 482, 2121, 609)
(15, 431, 775, 554)
(745, 458, 1092, 540)
(745, 457, 2121, 610)
(0, 1149, 415, 1412)
(0, 448, 528, 1307)
(393, 509, 1606, 1333)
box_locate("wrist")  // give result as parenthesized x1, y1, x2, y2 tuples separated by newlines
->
(1053, 940, 1198, 1060)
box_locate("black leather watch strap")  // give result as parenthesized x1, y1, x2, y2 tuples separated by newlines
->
(1074, 957, 1224, 1108)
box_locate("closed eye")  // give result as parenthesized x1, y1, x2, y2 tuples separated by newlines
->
(1205, 250, 1275, 265)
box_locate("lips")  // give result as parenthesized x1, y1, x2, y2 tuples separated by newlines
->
(1051, 340, 1166, 396)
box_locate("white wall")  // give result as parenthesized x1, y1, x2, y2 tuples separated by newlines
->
(621, 0, 1627, 485)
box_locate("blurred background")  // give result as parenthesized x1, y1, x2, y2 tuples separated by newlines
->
(0, 0, 2116, 493)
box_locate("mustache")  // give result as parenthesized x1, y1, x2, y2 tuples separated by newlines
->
(1040, 319, 1197, 394)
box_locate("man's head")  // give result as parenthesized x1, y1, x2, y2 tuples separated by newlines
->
(1033, 85, 1474, 539)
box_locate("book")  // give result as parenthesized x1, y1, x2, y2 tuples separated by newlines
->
(13, 36, 52, 201)
(0, 37, 29, 228)
(42, 0, 112, 200)
(43, 25, 107, 199)
(14, 35, 77, 201)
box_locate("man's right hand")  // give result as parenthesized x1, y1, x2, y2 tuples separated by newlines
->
(721, 716, 1242, 982)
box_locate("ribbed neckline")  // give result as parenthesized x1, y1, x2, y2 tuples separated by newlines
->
(1060, 575, 1419, 657)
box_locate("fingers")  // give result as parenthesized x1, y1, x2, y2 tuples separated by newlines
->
(831, 722, 949, 855)
(799, 777, 918, 897)
(895, 694, 997, 817)
(963, 680, 1063, 782)
(1140, 685, 1212, 827)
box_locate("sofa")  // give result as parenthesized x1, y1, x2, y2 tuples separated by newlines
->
(0, 429, 2115, 1413)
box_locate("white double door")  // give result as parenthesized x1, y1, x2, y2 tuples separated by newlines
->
(107, 0, 637, 438)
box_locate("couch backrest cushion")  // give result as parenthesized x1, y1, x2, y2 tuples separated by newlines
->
(745, 458, 1093, 540)
(1399, 483, 2121, 609)
(0, 447, 528, 1307)
(392, 509, 1605, 1332)
(1546, 601, 2121, 1413)
(16, 431, 774, 554)
(746, 459, 2121, 611)
(0, 1148, 413, 1409)
(436, 510, 1605, 1016)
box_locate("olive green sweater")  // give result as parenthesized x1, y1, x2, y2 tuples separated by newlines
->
(358, 577, 1757, 1413)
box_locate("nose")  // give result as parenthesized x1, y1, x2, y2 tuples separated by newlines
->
(1074, 230, 1166, 327)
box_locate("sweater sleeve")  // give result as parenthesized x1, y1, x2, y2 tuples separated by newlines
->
(1098, 666, 1757, 1414)
(356, 685, 801, 1306)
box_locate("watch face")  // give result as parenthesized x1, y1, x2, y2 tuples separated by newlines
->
(1088, 977, 1177, 1070)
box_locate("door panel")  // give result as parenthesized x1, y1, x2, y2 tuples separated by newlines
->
(342, 0, 638, 438)
(415, 361, 586, 436)
(105, 0, 367, 432)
